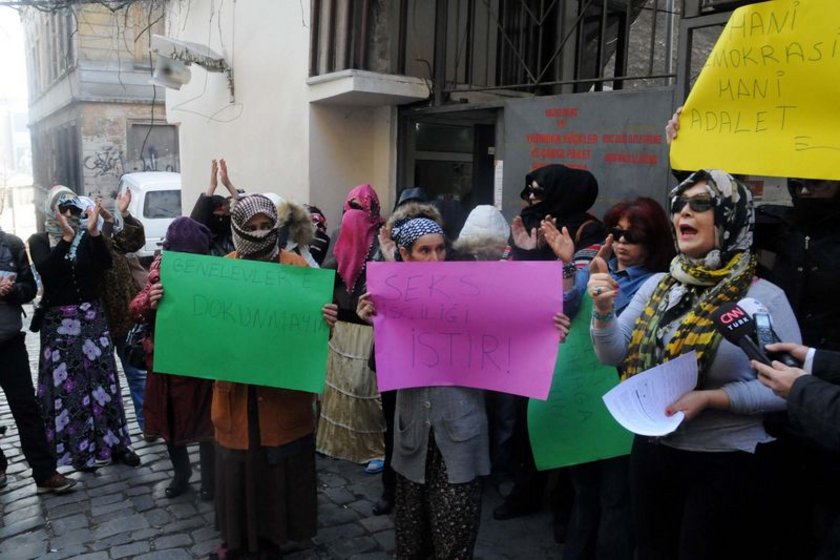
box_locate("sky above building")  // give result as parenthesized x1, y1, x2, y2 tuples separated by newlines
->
(0, 7, 28, 105)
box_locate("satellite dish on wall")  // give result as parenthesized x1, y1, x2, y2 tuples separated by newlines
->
(150, 34, 235, 101)
(150, 55, 192, 90)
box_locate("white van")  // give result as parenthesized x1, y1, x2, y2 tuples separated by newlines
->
(118, 172, 182, 259)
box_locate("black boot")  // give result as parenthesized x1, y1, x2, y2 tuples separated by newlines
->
(165, 444, 192, 498)
(199, 441, 215, 501)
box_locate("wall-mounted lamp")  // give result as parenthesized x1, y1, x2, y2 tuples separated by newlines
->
(150, 34, 235, 102)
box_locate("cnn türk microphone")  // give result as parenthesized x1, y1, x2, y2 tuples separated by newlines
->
(711, 302, 771, 365)
(736, 298, 800, 367)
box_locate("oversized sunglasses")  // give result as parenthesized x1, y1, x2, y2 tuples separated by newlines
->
(525, 185, 546, 197)
(607, 227, 645, 244)
(671, 194, 715, 214)
(57, 204, 83, 216)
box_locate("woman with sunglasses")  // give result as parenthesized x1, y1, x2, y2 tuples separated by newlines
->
(511, 164, 603, 262)
(588, 170, 800, 560)
(28, 186, 136, 472)
(542, 197, 673, 560)
(497, 164, 604, 529)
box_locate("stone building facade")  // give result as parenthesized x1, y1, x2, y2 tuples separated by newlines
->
(21, 2, 178, 225)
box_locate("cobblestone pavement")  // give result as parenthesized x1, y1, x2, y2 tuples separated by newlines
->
(0, 305, 562, 559)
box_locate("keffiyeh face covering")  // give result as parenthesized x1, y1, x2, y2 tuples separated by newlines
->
(230, 194, 281, 260)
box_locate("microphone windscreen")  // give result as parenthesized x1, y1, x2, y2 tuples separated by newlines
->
(736, 297, 770, 320)
(711, 301, 756, 345)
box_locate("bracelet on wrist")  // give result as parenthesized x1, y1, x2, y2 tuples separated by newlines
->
(562, 262, 577, 279)
(592, 308, 615, 322)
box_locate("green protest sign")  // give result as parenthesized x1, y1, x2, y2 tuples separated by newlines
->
(528, 295, 632, 470)
(153, 251, 335, 393)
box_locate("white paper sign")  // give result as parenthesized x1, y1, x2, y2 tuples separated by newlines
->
(602, 351, 698, 436)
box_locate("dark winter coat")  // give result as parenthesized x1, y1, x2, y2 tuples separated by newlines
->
(0, 230, 36, 341)
(755, 204, 840, 351)
(787, 350, 840, 454)
(29, 232, 112, 307)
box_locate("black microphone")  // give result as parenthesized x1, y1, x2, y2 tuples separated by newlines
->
(736, 298, 801, 367)
(712, 302, 771, 365)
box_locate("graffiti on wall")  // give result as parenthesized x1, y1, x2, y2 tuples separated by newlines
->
(83, 146, 125, 177)
(126, 124, 179, 173)
(136, 145, 175, 172)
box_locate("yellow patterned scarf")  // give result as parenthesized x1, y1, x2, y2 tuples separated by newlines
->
(621, 252, 755, 379)
(621, 170, 756, 380)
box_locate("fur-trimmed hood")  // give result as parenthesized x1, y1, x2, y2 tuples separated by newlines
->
(277, 199, 316, 247)
(452, 235, 507, 261)
(261, 192, 316, 247)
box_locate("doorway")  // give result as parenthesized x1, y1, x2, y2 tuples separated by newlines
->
(398, 108, 499, 235)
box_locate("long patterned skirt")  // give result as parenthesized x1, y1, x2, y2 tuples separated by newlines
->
(315, 321, 385, 463)
(395, 432, 483, 560)
(36, 301, 132, 469)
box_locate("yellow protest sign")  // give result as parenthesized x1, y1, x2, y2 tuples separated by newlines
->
(671, 0, 840, 180)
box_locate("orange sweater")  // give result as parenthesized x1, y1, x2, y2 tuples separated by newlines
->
(210, 250, 317, 450)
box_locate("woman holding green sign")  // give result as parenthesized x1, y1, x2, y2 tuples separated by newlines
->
(542, 197, 673, 560)
(148, 195, 338, 560)
(129, 217, 216, 501)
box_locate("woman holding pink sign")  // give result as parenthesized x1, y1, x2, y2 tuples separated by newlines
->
(357, 216, 490, 560)
(588, 170, 800, 560)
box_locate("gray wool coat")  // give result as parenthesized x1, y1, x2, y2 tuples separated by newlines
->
(392, 386, 490, 484)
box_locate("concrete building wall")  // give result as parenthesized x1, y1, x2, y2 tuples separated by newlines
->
(164, 0, 397, 226)
(308, 105, 395, 228)
(164, 0, 312, 213)
(29, 106, 81, 198)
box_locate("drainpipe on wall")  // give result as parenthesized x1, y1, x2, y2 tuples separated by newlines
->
(665, 0, 675, 83)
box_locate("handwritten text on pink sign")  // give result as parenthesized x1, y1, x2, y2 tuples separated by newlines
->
(367, 261, 563, 399)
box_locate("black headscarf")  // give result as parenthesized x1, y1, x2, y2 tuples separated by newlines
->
(787, 180, 840, 232)
(207, 195, 233, 238)
(520, 164, 599, 233)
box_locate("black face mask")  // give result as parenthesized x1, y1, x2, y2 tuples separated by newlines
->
(791, 196, 840, 228)
(208, 214, 231, 237)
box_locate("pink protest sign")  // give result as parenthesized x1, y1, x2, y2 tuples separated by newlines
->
(367, 261, 563, 400)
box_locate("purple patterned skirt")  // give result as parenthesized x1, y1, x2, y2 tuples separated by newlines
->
(37, 301, 132, 469)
